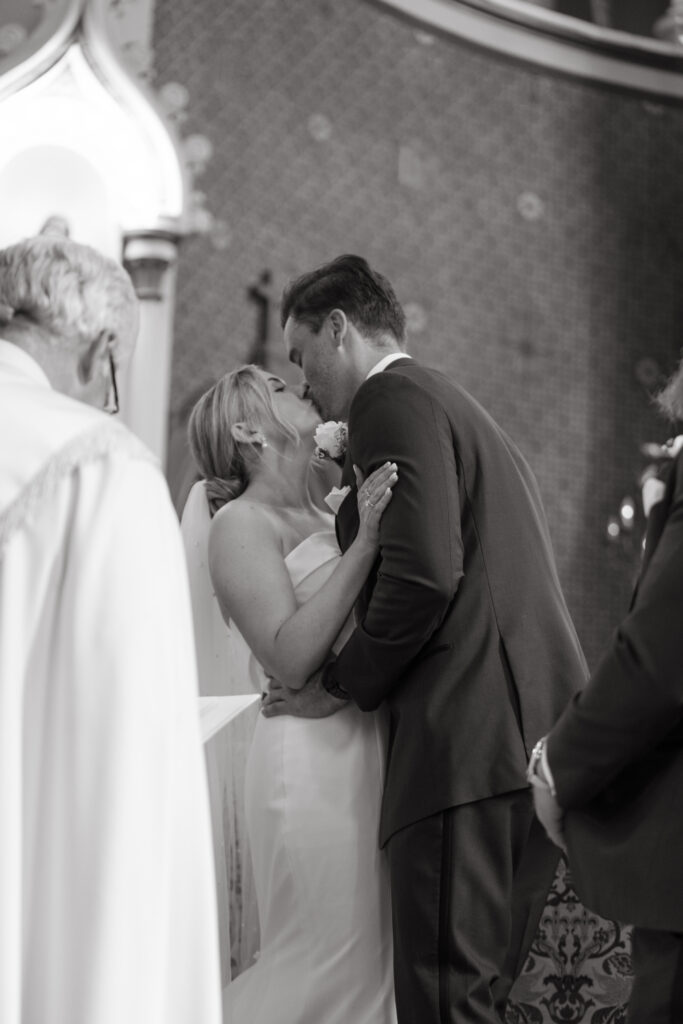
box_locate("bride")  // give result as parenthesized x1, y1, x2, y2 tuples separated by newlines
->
(183, 364, 398, 1024)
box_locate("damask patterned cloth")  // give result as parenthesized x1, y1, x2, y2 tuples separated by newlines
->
(507, 859, 633, 1024)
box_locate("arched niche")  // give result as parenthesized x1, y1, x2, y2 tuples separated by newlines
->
(0, 0, 189, 466)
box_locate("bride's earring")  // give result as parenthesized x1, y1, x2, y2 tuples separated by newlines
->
(253, 431, 268, 450)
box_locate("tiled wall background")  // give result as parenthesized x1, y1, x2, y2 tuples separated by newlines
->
(152, 0, 683, 671)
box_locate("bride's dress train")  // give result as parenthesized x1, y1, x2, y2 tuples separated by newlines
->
(223, 529, 397, 1024)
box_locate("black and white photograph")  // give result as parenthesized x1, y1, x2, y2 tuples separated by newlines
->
(1, 2, 682, 1022)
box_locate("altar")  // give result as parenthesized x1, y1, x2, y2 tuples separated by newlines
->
(200, 695, 261, 1002)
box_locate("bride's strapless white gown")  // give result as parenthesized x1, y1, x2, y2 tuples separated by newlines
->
(223, 529, 397, 1024)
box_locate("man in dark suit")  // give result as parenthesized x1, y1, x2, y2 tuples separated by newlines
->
(264, 254, 588, 1021)
(531, 375, 683, 1023)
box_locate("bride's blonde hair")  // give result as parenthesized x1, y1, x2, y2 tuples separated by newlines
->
(188, 365, 300, 517)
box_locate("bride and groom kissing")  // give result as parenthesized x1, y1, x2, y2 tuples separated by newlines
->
(182, 254, 588, 1023)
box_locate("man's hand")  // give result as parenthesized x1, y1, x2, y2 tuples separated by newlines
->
(531, 779, 567, 854)
(260, 669, 348, 719)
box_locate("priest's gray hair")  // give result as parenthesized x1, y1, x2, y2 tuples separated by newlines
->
(0, 235, 136, 351)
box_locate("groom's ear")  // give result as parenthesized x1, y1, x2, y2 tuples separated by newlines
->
(326, 309, 349, 350)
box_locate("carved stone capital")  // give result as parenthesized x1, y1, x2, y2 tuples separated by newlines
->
(122, 231, 178, 301)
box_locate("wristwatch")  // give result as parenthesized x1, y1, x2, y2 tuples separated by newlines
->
(526, 736, 557, 796)
(321, 659, 350, 701)
(528, 741, 548, 786)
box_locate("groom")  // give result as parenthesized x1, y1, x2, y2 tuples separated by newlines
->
(264, 254, 588, 1021)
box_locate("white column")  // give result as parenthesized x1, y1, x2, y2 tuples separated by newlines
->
(121, 232, 178, 467)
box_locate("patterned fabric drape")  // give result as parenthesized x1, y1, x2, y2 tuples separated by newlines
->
(508, 859, 632, 1022)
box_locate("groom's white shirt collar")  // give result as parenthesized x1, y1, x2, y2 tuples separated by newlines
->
(365, 351, 412, 380)
(0, 338, 51, 389)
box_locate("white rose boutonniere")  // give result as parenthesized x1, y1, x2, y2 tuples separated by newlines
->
(314, 421, 348, 464)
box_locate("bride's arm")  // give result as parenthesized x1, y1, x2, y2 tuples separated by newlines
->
(208, 463, 397, 689)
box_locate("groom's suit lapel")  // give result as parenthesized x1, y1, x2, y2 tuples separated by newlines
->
(334, 357, 414, 553)
(335, 453, 358, 552)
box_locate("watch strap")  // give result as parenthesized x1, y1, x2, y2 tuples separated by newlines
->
(321, 660, 350, 701)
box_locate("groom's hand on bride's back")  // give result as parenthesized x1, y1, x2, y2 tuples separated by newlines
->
(261, 670, 347, 719)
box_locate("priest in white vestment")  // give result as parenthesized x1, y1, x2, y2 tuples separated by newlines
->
(0, 235, 221, 1024)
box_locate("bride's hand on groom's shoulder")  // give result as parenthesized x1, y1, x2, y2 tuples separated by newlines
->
(354, 461, 398, 550)
(261, 671, 347, 719)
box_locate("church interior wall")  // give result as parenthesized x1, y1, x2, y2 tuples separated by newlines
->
(153, 0, 683, 673)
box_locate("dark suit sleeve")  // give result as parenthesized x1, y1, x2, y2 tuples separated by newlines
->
(333, 371, 463, 710)
(547, 453, 683, 809)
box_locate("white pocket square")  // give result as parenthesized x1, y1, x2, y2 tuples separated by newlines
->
(324, 485, 352, 514)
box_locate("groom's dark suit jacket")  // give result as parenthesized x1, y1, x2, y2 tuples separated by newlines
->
(548, 449, 683, 933)
(333, 359, 588, 846)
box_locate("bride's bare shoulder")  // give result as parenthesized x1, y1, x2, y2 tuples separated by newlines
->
(209, 495, 283, 554)
(208, 499, 293, 612)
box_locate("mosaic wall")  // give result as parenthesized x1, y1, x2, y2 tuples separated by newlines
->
(152, 1, 683, 1017)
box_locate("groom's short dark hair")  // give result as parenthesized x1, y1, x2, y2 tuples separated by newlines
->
(280, 254, 406, 345)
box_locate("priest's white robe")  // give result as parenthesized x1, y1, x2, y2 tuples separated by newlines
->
(0, 341, 221, 1024)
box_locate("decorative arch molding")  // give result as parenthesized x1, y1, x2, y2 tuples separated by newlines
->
(368, 0, 683, 99)
(0, 0, 192, 464)
(81, 0, 187, 234)
(0, 0, 80, 97)
(0, 0, 186, 235)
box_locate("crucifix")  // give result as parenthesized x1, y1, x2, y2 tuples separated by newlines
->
(246, 269, 273, 367)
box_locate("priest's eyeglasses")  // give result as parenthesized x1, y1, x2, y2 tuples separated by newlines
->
(105, 348, 119, 415)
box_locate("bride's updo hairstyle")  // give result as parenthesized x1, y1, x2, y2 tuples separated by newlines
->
(188, 365, 300, 517)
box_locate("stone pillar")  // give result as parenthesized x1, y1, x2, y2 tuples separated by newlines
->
(122, 231, 179, 467)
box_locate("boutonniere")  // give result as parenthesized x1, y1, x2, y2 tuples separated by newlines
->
(314, 421, 348, 465)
